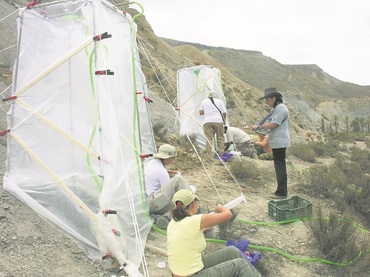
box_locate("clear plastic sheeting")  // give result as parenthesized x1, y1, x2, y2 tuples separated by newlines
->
(3, 0, 154, 274)
(177, 65, 227, 149)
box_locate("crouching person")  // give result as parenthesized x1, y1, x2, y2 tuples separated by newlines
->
(224, 126, 257, 158)
(145, 144, 193, 226)
(167, 189, 261, 277)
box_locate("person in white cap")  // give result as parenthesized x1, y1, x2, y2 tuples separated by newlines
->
(167, 189, 261, 277)
(199, 91, 227, 156)
(145, 144, 193, 216)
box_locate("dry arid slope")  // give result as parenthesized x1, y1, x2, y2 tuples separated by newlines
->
(1, 1, 370, 277)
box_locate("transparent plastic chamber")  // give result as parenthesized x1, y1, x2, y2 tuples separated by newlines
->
(176, 65, 228, 149)
(4, 0, 155, 274)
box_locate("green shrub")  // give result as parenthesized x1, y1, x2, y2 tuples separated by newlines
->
(339, 178, 370, 226)
(365, 138, 370, 149)
(229, 160, 259, 179)
(298, 165, 347, 197)
(329, 132, 369, 143)
(289, 144, 316, 163)
(334, 151, 370, 226)
(348, 247, 370, 275)
(350, 148, 370, 171)
(152, 122, 168, 141)
(335, 158, 363, 185)
(310, 139, 339, 157)
(177, 133, 199, 151)
(304, 207, 363, 263)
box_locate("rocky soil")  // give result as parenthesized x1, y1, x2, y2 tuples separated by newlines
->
(2, 84, 369, 277)
(1, 1, 369, 277)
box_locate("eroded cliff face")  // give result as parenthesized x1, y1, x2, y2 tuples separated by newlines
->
(1, 0, 369, 143)
(285, 94, 370, 133)
(316, 97, 370, 121)
(315, 96, 370, 131)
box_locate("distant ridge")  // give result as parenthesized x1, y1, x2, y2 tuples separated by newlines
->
(163, 37, 370, 102)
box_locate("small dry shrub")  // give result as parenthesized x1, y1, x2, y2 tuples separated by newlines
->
(228, 160, 259, 179)
(350, 148, 370, 171)
(152, 122, 168, 141)
(227, 99, 236, 109)
(334, 151, 370, 226)
(349, 248, 370, 276)
(304, 207, 363, 263)
(177, 133, 198, 151)
(298, 165, 347, 197)
(290, 143, 316, 163)
(365, 138, 370, 149)
(338, 178, 370, 226)
(310, 139, 339, 157)
(336, 158, 363, 185)
(329, 132, 368, 143)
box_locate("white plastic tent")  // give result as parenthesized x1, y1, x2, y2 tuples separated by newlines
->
(3, 0, 155, 275)
(177, 65, 227, 149)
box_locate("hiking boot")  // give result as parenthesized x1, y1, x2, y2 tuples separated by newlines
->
(151, 214, 170, 229)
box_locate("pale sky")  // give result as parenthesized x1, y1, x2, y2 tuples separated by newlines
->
(135, 0, 370, 86)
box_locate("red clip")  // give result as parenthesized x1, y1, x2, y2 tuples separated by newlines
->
(102, 209, 117, 216)
(136, 91, 143, 95)
(2, 96, 17, 102)
(27, 0, 39, 9)
(143, 96, 153, 103)
(0, 129, 10, 136)
(93, 32, 112, 41)
(95, 69, 114, 75)
(175, 107, 180, 110)
(140, 154, 153, 159)
(112, 229, 121, 237)
(102, 253, 113, 260)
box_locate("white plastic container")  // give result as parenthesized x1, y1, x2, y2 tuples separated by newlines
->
(224, 193, 247, 209)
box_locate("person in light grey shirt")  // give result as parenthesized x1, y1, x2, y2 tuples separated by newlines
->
(224, 126, 256, 158)
(252, 88, 290, 199)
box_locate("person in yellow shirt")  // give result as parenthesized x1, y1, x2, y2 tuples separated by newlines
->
(167, 190, 261, 277)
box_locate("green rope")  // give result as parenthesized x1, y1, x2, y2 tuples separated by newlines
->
(151, 217, 369, 267)
(131, 2, 144, 22)
(86, 38, 103, 192)
(127, 8, 150, 216)
(237, 217, 369, 233)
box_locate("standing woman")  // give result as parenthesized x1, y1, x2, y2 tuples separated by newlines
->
(167, 189, 261, 277)
(253, 88, 290, 199)
(199, 91, 227, 156)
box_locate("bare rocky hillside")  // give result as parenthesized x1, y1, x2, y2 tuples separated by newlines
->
(1, 1, 369, 277)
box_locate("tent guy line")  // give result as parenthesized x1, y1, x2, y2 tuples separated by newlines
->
(138, 37, 246, 204)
